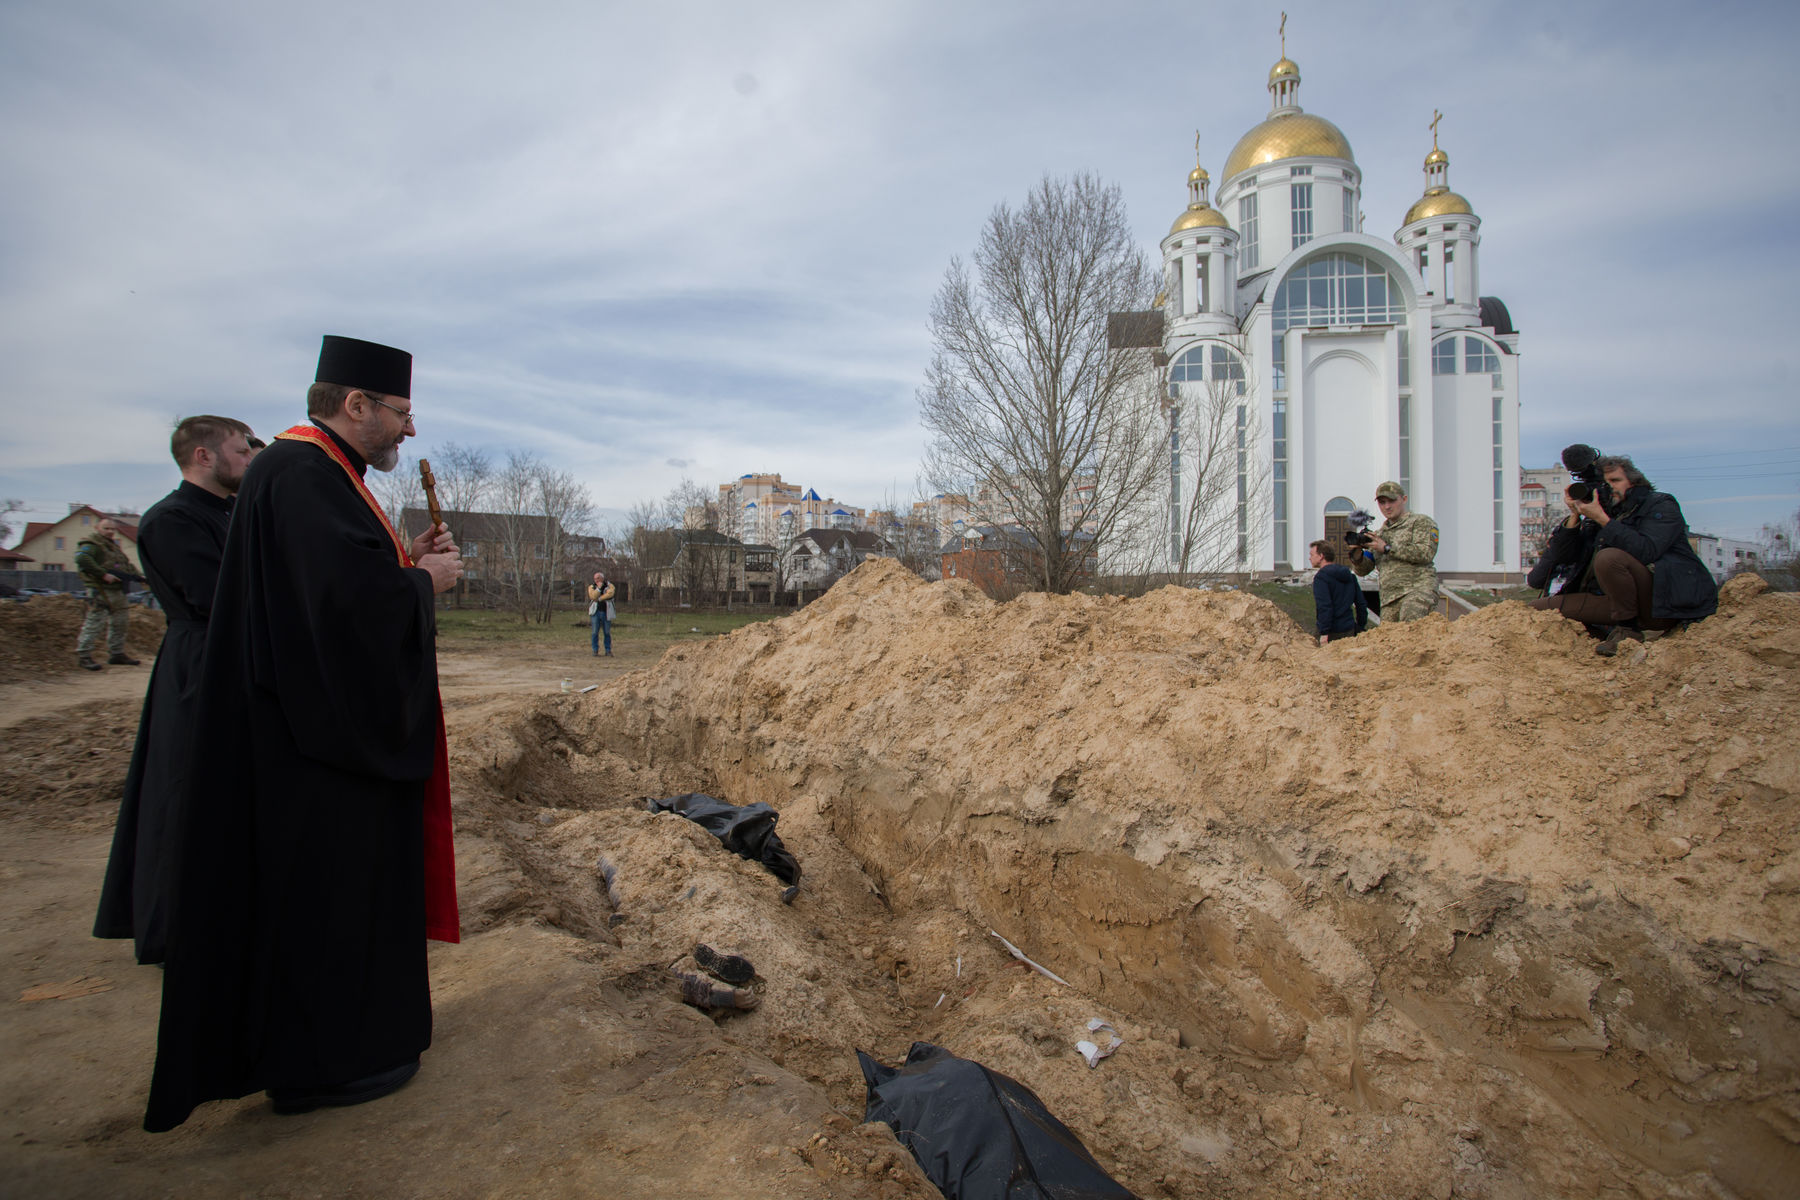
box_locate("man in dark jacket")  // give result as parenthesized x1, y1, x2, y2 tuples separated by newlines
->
(1309, 540, 1368, 645)
(1531, 456, 1717, 656)
(94, 415, 255, 964)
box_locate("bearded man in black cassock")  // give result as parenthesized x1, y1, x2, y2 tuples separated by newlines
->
(94, 414, 256, 965)
(144, 336, 463, 1133)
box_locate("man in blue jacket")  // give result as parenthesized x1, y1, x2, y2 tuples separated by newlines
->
(1531, 456, 1717, 656)
(1309, 540, 1368, 645)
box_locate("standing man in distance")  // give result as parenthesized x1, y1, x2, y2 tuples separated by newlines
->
(74, 517, 139, 669)
(95, 415, 256, 965)
(1309, 540, 1367, 645)
(588, 569, 615, 656)
(145, 336, 463, 1132)
(1349, 481, 1440, 623)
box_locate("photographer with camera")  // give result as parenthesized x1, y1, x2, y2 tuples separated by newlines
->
(1348, 482, 1440, 622)
(1530, 454, 1717, 655)
(1526, 444, 1608, 608)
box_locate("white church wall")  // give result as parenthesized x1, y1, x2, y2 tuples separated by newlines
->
(1296, 339, 1388, 552)
(1429, 371, 1512, 573)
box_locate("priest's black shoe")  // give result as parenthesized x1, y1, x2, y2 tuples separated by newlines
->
(268, 1058, 420, 1115)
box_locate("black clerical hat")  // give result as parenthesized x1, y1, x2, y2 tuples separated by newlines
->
(315, 335, 412, 398)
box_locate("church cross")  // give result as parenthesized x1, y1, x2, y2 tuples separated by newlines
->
(1279, 12, 1287, 55)
(1430, 109, 1442, 149)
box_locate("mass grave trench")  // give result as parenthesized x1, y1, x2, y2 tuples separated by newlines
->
(454, 562, 1800, 1199)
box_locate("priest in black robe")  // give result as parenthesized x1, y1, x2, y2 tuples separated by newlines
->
(144, 336, 463, 1133)
(94, 414, 256, 965)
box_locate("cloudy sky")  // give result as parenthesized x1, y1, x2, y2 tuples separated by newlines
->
(3, 0, 1796, 544)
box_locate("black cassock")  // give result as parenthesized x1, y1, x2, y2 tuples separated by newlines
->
(94, 480, 233, 964)
(144, 423, 454, 1133)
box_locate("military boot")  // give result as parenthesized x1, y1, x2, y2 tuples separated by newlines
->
(1594, 626, 1644, 658)
(77, 653, 103, 671)
(108, 652, 141, 665)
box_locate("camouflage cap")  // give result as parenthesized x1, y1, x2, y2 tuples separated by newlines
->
(1374, 481, 1405, 500)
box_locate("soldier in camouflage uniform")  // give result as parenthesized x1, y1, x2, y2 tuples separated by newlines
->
(74, 517, 139, 669)
(1348, 481, 1440, 623)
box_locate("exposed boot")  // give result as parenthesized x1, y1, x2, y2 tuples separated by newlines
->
(693, 943, 756, 986)
(108, 652, 141, 666)
(1594, 626, 1644, 658)
(77, 653, 102, 671)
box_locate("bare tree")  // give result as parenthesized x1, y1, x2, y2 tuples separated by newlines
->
(488, 450, 540, 621)
(1164, 339, 1271, 587)
(372, 455, 424, 534)
(531, 465, 595, 622)
(431, 442, 493, 522)
(0, 498, 24, 547)
(919, 173, 1167, 595)
(875, 485, 940, 580)
(662, 478, 720, 533)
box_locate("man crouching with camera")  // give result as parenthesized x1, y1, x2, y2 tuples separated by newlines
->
(1530, 455, 1718, 656)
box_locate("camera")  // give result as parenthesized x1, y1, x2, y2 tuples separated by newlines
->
(1342, 508, 1377, 547)
(1561, 443, 1605, 504)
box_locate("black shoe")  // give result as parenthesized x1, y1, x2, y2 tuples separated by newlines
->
(268, 1059, 420, 1115)
(77, 654, 102, 671)
(108, 653, 141, 665)
(1594, 626, 1644, 658)
(693, 943, 756, 986)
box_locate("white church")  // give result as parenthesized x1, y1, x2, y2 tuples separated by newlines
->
(1125, 34, 1521, 579)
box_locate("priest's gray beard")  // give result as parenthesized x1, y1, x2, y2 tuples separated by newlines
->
(369, 443, 401, 472)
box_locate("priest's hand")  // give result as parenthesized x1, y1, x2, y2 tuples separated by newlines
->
(411, 522, 454, 563)
(418, 546, 463, 594)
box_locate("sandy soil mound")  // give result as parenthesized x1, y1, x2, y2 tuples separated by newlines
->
(0, 596, 164, 683)
(0, 699, 143, 833)
(443, 561, 1799, 1199)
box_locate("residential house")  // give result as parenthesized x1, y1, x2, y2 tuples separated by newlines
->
(782, 528, 894, 591)
(644, 529, 774, 601)
(940, 525, 1096, 599)
(14, 505, 142, 576)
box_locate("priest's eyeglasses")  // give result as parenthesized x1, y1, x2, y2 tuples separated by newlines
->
(366, 394, 416, 429)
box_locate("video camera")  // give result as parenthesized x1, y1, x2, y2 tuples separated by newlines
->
(1561, 443, 1605, 505)
(1342, 508, 1377, 548)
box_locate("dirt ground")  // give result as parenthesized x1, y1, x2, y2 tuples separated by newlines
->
(2, 566, 1796, 1199)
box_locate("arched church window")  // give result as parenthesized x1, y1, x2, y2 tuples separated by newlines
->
(1464, 336, 1500, 386)
(1272, 253, 1405, 332)
(1168, 344, 1245, 393)
(1432, 338, 1458, 375)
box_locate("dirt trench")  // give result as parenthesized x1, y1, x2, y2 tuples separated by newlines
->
(450, 562, 1800, 1199)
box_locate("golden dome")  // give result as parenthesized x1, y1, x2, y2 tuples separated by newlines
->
(1402, 188, 1473, 225)
(1424, 147, 1449, 167)
(1269, 57, 1299, 82)
(1188, 163, 1210, 183)
(1171, 204, 1231, 233)
(1222, 111, 1355, 180)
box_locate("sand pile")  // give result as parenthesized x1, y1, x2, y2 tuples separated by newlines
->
(0, 595, 164, 683)
(437, 563, 1797, 1197)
